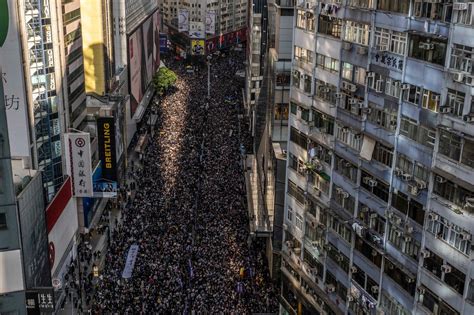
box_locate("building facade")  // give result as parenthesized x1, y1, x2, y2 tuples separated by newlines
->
(282, 1, 474, 314)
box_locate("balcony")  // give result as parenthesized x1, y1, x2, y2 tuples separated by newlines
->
(418, 271, 463, 312)
(434, 154, 474, 189)
(336, 107, 364, 132)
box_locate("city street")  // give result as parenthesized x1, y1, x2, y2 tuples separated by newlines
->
(88, 51, 279, 313)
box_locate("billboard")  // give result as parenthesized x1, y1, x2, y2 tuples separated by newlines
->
(45, 177, 78, 275)
(178, 9, 189, 32)
(128, 10, 161, 118)
(0, 0, 30, 157)
(160, 33, 168, 54)
(92, 161, 118, 198)
(26, 288, 55, 315)
(205, 11, 216, 35)
(65, 133, 93, 197)
(189, 22, 205, 39)
(97, 117, 117, 181)
(191, 39, 205, 55)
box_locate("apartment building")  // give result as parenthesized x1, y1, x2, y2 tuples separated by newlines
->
(282, 1, 474, 314)
(161, 0, 247, 54)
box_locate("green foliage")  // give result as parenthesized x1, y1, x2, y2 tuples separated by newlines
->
(153, 67, 177, 95)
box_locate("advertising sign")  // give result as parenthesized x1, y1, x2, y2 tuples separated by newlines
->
(65, 133, 93, 197)
(92, 161, 118, 198)
(205, 11, 216, 35)
(189, 21, 205, 39)
(160, 33, 168, 54)
(142, 17, 154, 85)
(191, 39, 205, 55)
(128, 28, 142, 117)
(0, 0, 30, 157)
(153, 11, 161, 70)
(97, 117, 117, 181)
(178, 9, 189, 32)
(26, 288, 55, 315)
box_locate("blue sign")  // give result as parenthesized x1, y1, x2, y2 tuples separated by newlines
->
(159, 33, 168, 53)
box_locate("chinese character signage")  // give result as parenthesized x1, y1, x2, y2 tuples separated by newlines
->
(372, 51, 404, 71)
(65, 133, 93, 197)
(97, 117, 117, 181)
(26, 288, 55, 314)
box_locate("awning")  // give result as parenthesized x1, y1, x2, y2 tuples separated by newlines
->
(132, 86, 155, 122)
(360, 135, 376, 161)
(134, 134, 149, 154)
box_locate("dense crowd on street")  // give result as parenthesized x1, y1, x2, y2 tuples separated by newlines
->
(91, 50, 279, 313)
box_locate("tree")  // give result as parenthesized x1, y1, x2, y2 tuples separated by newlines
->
(153, 67, 177, 96)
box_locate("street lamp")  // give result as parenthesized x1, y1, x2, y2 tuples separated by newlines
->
(207, 55, 212, 99)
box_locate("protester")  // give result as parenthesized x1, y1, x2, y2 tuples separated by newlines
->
(91, 50, 279, 313)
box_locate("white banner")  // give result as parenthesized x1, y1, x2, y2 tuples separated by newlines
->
(189, 21, 205, 39)
(65, 133, 93, 197)
(205, 11, 216, 35)
(178, 9, 189, 32)
(122, 244, 140, 279)
(0, 0, 31, 157)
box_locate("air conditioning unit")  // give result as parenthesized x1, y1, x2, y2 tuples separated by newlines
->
(368, 179, 378, 188)
(360, 206, 369, 213)
(342, 192, 350, 199)
(387, 211, 394, 220)
(393, 216, 402, 226)
(342, 42, 353, 51)
(336, 187, 344, 194)
(441, 264, 452, 274)
(347, 295, 354, 302)
(420, 248, 430, 258)
(370, 212, 378, 219)
(406, 225, 414, 234)
(418, 287, 426, 295)
(371, 285, 379, 294)
(319, 86, 330, 93)
(394, 168, 403, 176)
(415, 179, 427, 190)
(363, 176, 372, 185)
(362, 107, 372, 114)
(401, 173, 412, 181)
(357, 46, 368, 55)
(404, 236, 412, 242)
(452, 71, 465, 82)
(428, 212, 439, 221)
(349, 98, 358, 105)
(419, 42, 434, 50)
(435, 175, 446, 183)
(463, 114, 474, 123)
(406, 277, 415, 284)
(336, 254, 344, 262)
(465, 197, 474, 209)
(371, 249, 378, 256)
(439, 106, 453, 114)
(453, 2, 468, 10)
(350, 266, 358, 273)
(395, 230, 403, 237)
(335, 92, 344, 99)
(326, 284, 336, 293)
(466, 75, 474, 86)
(408, 183, 420, 196)
(342, 81, 357, 92)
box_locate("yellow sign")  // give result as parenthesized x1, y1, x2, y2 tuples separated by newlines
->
(191, 39, 205, 55)
(93, 265, 99, 277)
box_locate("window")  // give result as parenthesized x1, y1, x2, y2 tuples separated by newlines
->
(422, 89, 440, 112)
(0, 213, 6, 229)
(309, 172, 330, 195)
(444, 264, 466, 295)
(384, 259, 416, 295)
(397, 154, 414, 175)
(384, 79, 402, 98)
(333, 184, 356, 213)
(274, 103, 289, 120)
(318, 15, 342, 38)
(419, 286, 460, 315)
(312, 111, 334, 135)
(314, 80, 337, 105)
(290, 127, 308, 149)
(294, 46, 314, 64)
(413, 0, 453, 22)
(409, 35, 447, 66)
(373, 143, 393, 167)
(327, 243, 350, 273)
(335, 155, 358, 183)
(329, 215, 352, 242)
(400, 116, 435, 148)
(377, 0, 409, 14)
(295, 213, 304, 230)
(439, 129, 462, 161)
(403, 84, 422, 105)
(347, 0, 374, 9)
(308, 141, 332, 165)
(336, 124, 362, 151)
(289, 153, 305, 176)
(296, 10, 315, 31)
(427, 212, 471, 255)
(338, 94, 364, 117)
(423, 248, 443, 278)
(446, 89, 465, 117)
(367, 103, 398, 131)
(292, 70, 301, 88)
(287, 207, 294, 222)
(450, 44, 473, 74)
(303, 74, 312, 94)
(375, 27, 408, 55)
(315, 54, 339, 73)
(343, 21, 370, 46)
(361, 171, 389, 202)
(288, 180, 306, 205)
(276, 72, 291, 86)
(453, 2, 474, 26)
(381, 292, 410, 315)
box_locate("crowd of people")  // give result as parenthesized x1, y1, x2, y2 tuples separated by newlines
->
(91, 50, 279, 313)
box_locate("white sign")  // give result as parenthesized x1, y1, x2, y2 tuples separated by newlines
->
(189, 21, 205, 39)
(178, 9, 189, 32)
(122, 244, 140, 279)
(65, 133, 93, 197)
(205, 11, 216, 35)
(0, 0, 31, 157)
